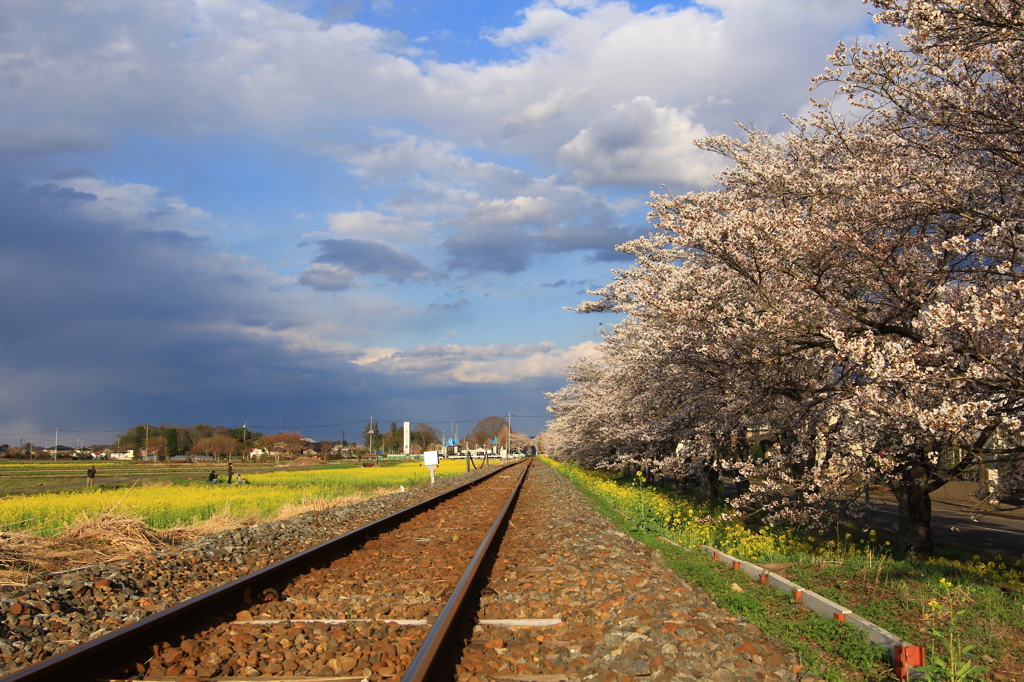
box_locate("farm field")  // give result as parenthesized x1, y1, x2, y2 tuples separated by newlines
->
(0, 460, 319, 493)
(0, 459, 472, 535)
(548, 458, 1023, 682)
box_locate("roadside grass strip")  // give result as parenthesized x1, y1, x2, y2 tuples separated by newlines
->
(545, 458, 1020, 682)
(695, 543, 923, 680)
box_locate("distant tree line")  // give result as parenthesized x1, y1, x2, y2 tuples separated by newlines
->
(2, 415, 536, 461)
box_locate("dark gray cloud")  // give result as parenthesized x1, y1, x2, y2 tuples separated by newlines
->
(299, 238, 434, 290)
(50, 168, 98, 180)
(442, 221, 645, 273)
(443, 228, 533, 274)
(314, 238, 429, 277)
(0, 125, 107, 157)
(0, 181, 554, 442)
(24, 181, 98, 207)
(0, 183, 326, 430)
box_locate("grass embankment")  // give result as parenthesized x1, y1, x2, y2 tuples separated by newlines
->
(546, 458, 1022, 682)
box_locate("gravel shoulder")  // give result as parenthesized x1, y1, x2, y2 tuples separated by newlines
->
(459, 460, 804, 681)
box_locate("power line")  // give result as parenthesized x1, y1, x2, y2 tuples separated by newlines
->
(246, 420, 372, 430)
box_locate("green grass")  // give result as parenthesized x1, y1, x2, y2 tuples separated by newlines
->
(544, 458, 1020, 681)
(661, 546, 891, 681)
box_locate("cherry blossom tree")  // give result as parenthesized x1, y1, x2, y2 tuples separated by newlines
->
(258, 432, 305, 463)
(548, 0, 1024, 553)
(192, 433, 240, 463)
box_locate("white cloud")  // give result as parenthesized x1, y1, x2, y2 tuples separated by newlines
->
(0, 0, 888, 161)
(353, 346, 400, 365)
(296, 262, 359, 291)
(328, 130, 631, 271)
(50, 176, 210, 233)
(325, 210, 432, 242)
(450, 341, 599, 383)
(357, 339, 600, 384)
(340, 133, 468, 183)
(502, 85, 595, 130)
(558, 96, 721, 187)
(462, 196, 558, 228)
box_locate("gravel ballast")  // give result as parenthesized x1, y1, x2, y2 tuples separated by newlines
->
(458, 461, 806, 682)
(1, 461, 811, 680)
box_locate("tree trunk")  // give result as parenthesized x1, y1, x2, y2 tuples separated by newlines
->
(889, 464, 935, 554)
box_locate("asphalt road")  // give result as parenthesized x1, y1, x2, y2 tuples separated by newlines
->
(866, 497, 1024, 557)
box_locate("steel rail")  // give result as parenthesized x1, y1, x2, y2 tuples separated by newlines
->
(402, 458, 532, 682)
(4, 461, 524, 682)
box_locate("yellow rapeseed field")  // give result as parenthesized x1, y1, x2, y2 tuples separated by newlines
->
(545, 458, 812, 561)
(0, 460, 470, 536)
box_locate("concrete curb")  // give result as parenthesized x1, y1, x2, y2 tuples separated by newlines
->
(690, 543, 925, 680)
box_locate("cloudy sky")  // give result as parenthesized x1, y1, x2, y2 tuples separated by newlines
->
(0, 0, 891, 444)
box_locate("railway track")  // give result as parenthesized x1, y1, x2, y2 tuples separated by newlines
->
(3, 460, 809, 682)
(5, 460, 530, 682)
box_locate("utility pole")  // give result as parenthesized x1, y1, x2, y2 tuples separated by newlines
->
(367, 417, 378, 463)
(54, 428, 58, 461)
(457, 420, 468, 473)
(507, 413, 513, 458)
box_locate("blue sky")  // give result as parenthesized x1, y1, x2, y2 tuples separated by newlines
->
(0, 0, 891, 444)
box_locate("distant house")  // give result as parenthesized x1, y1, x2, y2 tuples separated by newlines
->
(245, 447, 270, 460)
(109, 450, 135, 461)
